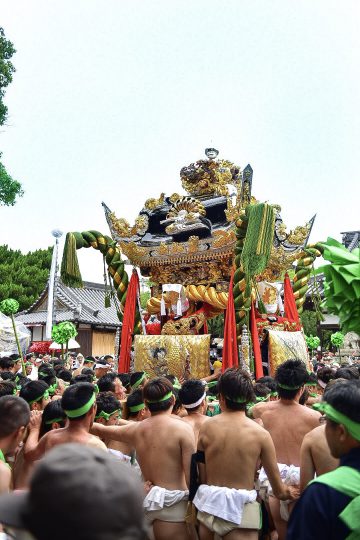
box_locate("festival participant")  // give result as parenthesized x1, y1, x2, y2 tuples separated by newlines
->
(24, 382, 107, 461)
(335, 366, 359, 380)
(287, 379, 360, 539)
(20, 381, 51, 411)
(71, 373, 95, 384)
(91, 377, 196, 540)
(39, 399, 67, 438)
(0, 395, 30, 493)
(118, 372, 131, 393)
(97, 372, 127, 400)
(38, 365, 64, 397)
(316, 365, 335, 390)
(252, 359, 320, 540)
(56, 368, 72, 383)
(0, 381, 16, 397)
(193, 368, 298, 540)
(123, 389, 150, 422)
(256, 376, 278, 400)
(0, 357, 15, 373)
(94, 359, 111, 379)
(130, 371, 148, 391)
(0, 444, 148, 540)
(178, 379, 208, 443)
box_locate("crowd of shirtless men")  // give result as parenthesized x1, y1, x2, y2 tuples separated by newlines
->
(0, 351, 359, 540)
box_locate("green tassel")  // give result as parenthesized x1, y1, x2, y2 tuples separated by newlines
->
(104, 294, 111, 308)
(60, 232, 83, 288)
(241, 203, 275, 296)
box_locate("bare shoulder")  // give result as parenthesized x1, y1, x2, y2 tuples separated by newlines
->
(303, 424, 323, 443)
(252, 401, 275, 419)
(88, 434, 108, 451)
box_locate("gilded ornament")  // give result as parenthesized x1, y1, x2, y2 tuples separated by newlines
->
(212, 230, 236, 249)
(187, 236, 200, 253)
(144, 192, 165, 211)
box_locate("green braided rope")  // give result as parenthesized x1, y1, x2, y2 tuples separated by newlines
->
(61, 231, 141, 332)
(233, 214, 250, 338)
(293, 244, 324, 314)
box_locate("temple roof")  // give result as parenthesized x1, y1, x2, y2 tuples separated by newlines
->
(16, 279, 121, 328)
(341, 230, 360, 251)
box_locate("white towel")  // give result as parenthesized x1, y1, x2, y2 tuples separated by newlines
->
(143, 486, 189, 511)
(108, 448, 131, 464)
(193, 484, 257, 525)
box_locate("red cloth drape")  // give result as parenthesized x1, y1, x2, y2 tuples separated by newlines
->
(118, 270, 139, 373)
(250, 301, 264, 379)
(222, 271, 239, 372)
(284, 273, 300, 325)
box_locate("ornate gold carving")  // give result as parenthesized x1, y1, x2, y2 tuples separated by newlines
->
(166, 196, 206, 218)
(109, 213, 149, 238)
(149, 258, 232, 288)
(212, 229, 236, 249)
(161, 313, 206, 335)
(134, 334, 211, 379)
(187, 236, 200, 253)
(118, 241, 148, 260)
(180, 157, 241, 197)
(169, 192, 182, 203)
(144, 192, 165, 211)
(287, 224, 311, 245)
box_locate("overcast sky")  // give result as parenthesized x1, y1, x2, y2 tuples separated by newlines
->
(1, 0, 359, 282)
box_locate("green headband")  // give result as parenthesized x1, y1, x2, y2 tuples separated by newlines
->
(95, 408, 121, 421)
(225, 395, 247, 403)
(256, 395, 270, 402)
(131, 373, 146, 390)
(45, 417, 65, 425)
(313, 402, 360, 441)
(29, 389, 50, 405)
(128, 403, 145, 413)
(64, 393, 96, 418)
(147, 391, 173, 404)
(270, 391, 278, 397)
(173, 377, 181, 390)
(277, 382, 302, 390)
(48, 380, 58, 396)
(207, 381, 218, 388)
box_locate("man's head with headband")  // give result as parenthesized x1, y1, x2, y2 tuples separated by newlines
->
(143, 377, 174, 414)
(124, 389, 149, 421)
(178, 379, 207, 413)
(275, 359, 309, 400)
(314, 379, 360, 458)
(95, 392, 121, 426)
(61, 382, 98, 424)
(130, 371, 148, 391)
(218, 368, 255, 411)
(20, 381, 51, 411)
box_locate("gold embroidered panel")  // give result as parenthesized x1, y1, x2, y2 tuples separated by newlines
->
(267, 330, 309, 376)
(134, 335, 211, 379)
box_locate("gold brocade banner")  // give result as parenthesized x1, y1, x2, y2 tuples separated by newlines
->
(268, 330, 310, 376)
(134, 335, 211, 379)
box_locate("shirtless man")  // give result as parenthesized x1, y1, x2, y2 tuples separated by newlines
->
(178, 379, 208, 443)
(300, 423, 339, 491)
(193, 367, 298, 540)
(0, 396, 30, 493)
(91, 377, 196, 540)
(252, 359, 320, 540)
(24, 382, 107, 461)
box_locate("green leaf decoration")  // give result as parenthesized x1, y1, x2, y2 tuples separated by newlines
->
(330, 331, 345, 348)
(317, 238, 360, 335)
(305, 334, 320, 350)
(52, 321, 77, 344)
(0, 298, 19, 315)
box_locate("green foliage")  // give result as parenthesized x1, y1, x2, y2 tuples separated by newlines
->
(300, 310, 318, 337)
(0, 160, 24, 206)
(207, 314, 224, 338)
(0, 245, 52, 311)
(52, 321, 77, 344)
(0, 27, 23, 207)
(305, 334, 320, 351)
(0, 297, 19, 315)
(331, 331, 345, 348)
(0, 26, 16, 126)
(140, 291, 150, 309)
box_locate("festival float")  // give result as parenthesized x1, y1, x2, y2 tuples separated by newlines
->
(60, 148, 360, 379)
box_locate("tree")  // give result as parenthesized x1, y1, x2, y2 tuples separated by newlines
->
(0, 27, 23, 206)
(207, 314, 224, 338)
(300, 309, 318, 337)
(0, 245, 52, 311)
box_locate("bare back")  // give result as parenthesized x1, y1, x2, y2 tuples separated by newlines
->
(42, 426, 107, 454)
(182, 413, 209, 444)
(199, 412, 275, 490)
(254, 400, 321, 465)
(133, 414, 195, 490)
(300, 425, 339, 491)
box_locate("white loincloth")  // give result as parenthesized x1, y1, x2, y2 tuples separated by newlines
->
(258, 463, 300, 520)
(193, 484, 257, 525)
(143, 486, 189, 524)
(108, 448, 132, 465)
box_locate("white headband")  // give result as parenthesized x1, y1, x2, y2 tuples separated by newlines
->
(95, 364, 109, 369)
(183, 392, 206, 409)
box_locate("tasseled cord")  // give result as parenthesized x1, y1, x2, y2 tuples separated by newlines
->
(176, 293, 182, 317)
(60, 232, 84, 288)
(160, 294, 166, 316)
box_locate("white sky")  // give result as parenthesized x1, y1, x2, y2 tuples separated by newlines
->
(0, 0, 359, 282)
